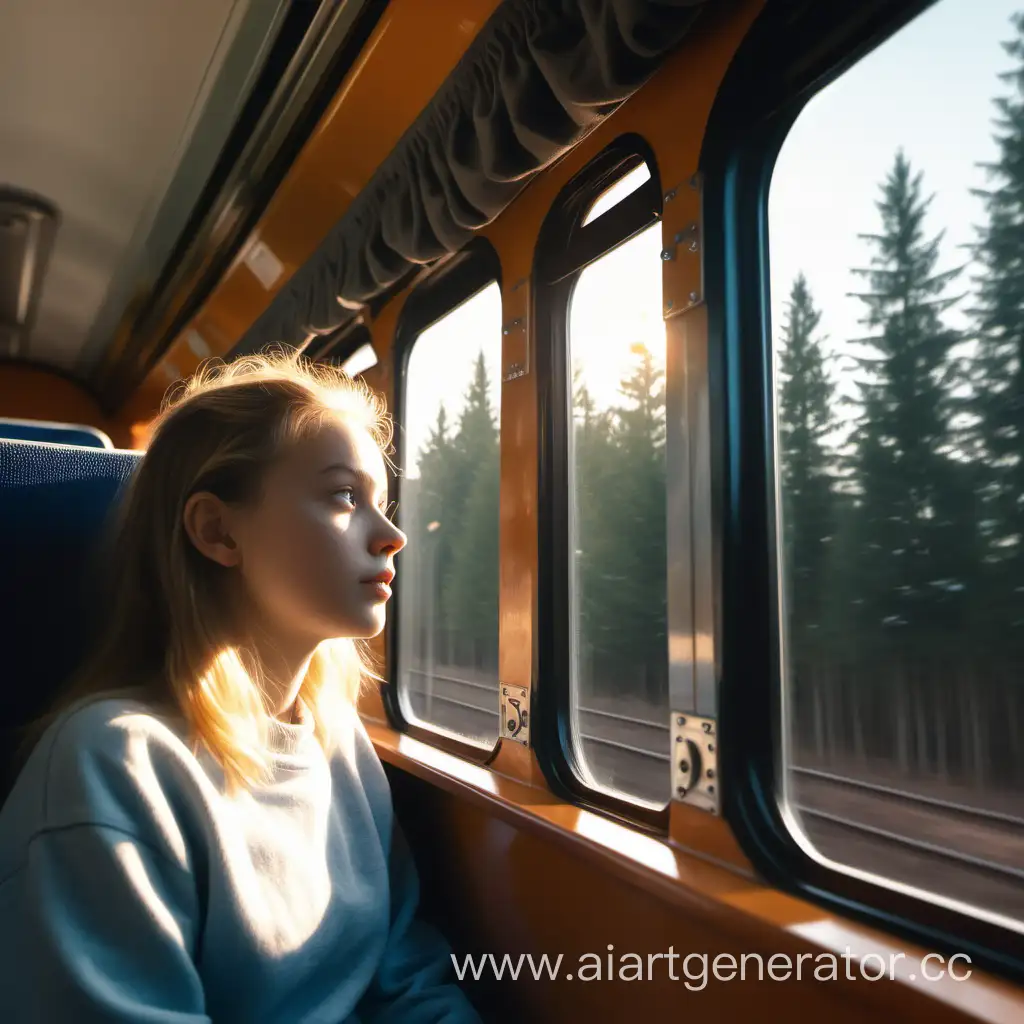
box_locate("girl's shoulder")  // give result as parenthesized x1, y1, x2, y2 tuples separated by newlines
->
(1, 693, 203, 867)
(41, 692, 192, 781)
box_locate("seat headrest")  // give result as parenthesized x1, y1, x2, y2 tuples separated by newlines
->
(0, 417, 113, 449)
(0, 439, 140, 757)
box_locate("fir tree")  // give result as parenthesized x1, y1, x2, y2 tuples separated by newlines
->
(442, 351, 500, 668)
(571, 370, 615, 690)
(404, 403, 456, 669)
(776, 273, 837, 658)
(572, 344, 667, 703)
(446, 450, 500, 669)
(414, 404, 454, 532)
(969, 12, 1024, 653)
(452, 352, 498, 468)
(846, 151, 973, 657)
(615, 344, 668, 704)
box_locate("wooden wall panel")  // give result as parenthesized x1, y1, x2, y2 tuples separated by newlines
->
(0, 364, 130, 447)
(388, 765, 1024, 1024)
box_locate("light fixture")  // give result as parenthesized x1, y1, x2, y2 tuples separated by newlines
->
(0, 187, 60, 358)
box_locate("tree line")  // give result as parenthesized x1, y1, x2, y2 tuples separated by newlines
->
(779, 13, 1024, 790)
(398, 341, 668, 709)
(399, 353, 501, 676)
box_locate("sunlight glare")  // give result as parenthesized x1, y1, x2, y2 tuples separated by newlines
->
(582, 162, 652, 226)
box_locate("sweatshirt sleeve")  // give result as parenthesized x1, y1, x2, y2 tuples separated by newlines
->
(356, 823, 482, 1024)
(3, 821, 210, 1022)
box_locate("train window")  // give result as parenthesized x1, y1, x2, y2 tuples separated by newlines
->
(568, 222, 669, 807)
(395, 278, 502, 748)
(541, 147, 672, 811)
(769, 0, 1024, 928)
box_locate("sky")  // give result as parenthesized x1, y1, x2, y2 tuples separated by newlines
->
(395, 0, 1021, 477)
(769, 0, 1021, 377)
(402, 280, 503, 479)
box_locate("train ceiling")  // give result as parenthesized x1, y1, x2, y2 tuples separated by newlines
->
(0, 0, 716, 420)
(0, 0, 291, 372)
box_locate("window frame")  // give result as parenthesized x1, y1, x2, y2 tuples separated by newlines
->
(700, 0, 1024, 981)
(385, 238, 504, 764)
(533, 133, 673, 833)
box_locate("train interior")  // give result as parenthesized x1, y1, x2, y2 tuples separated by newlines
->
(1, 0, 1023, 1020)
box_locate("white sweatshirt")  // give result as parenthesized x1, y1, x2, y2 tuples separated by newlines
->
(0, 694, 482, 1023)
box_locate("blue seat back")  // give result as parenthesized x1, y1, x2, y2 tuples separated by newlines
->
(0, 439, 140, 786)
(0, 417, 113, 449)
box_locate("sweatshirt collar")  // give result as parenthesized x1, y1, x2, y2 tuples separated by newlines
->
(266, 699, 316, 759)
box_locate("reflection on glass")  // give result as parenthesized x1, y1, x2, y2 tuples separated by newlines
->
(340, 342, 378, 377)
(567, 221, 671, 807)
(582, 162, 652, 226)
(770, 0, 1024, 926)
(397, 282, 502, 746)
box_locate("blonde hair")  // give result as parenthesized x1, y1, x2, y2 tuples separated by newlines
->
(52, 349, 393, 790)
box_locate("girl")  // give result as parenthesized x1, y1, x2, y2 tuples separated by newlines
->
(0, 353, 482, 1023)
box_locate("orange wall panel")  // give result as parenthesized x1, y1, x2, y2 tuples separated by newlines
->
(387, 758, 1024, 1024)
(0, 365, 130, 447)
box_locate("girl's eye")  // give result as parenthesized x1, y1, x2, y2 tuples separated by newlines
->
(333, 487, 357, 507)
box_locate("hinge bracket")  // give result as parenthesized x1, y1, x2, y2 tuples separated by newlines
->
(500, 684, 530, 745)
(671, 712, 718, 814)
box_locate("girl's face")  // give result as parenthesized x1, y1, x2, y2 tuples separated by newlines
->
(227, 415, 406, 645)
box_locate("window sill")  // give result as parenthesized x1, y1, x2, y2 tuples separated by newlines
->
(367, 717, 1024, 1023)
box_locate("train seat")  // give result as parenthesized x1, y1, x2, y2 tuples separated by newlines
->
(0, 438, 139, 795)
(0, 417, 114, 449)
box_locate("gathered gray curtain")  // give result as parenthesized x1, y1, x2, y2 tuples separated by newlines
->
(234, 0, 714, 354)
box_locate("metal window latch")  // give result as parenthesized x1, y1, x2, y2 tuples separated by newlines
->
(500, 685, 530, 745)
(671, 713, 718, 814)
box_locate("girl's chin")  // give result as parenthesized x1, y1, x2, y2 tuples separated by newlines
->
(339, 606, 386, 640)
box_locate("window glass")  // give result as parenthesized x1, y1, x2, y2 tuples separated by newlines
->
(770, 0, 1024, 926)
(567, 215, 671, 807)
(397, 281, 502, 746)
(582, 162, 652, 226)
(340, 342, 378, 377)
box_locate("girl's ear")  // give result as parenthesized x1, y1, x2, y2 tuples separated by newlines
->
(183, 492, 241, 567)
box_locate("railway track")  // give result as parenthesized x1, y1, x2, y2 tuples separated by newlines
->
(403, 667, 669, 759)
(794, 805, 1024, 881)
(790, 769, 1024, 869)
(791, 766, 1024, 831)
(403, 667, 669, 798)
(791, 766, 1024, 916)
(402, 667, 1024, 915)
